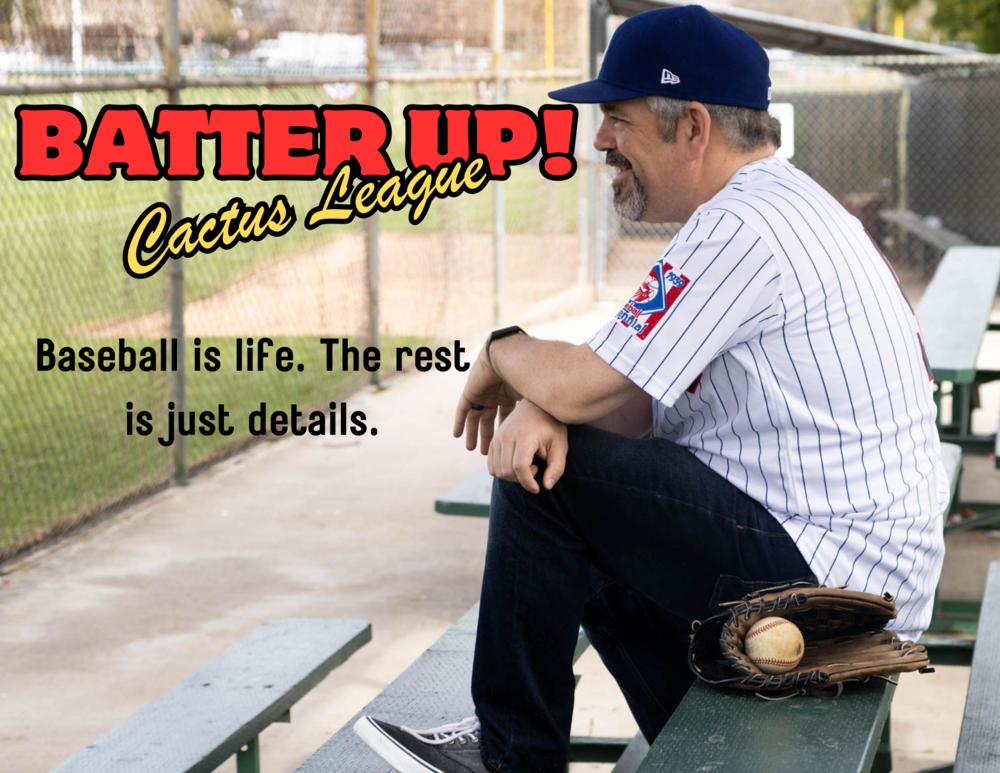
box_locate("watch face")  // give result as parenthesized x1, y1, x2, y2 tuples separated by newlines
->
(493, 326, 523, 340)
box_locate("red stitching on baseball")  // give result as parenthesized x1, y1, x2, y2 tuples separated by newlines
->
(752, 657, 800, 666)
(746, 618, 792, 641)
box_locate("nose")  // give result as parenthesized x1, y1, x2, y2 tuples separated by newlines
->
(593, 115, 615, 153)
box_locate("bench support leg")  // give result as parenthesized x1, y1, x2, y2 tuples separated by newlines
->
(958, 383, 972, 439)
(872, 717, 892, 773)
(943, 504, 1000, 536)
(236, 735, 261, 773)
(936, 382, 995, 450)
(567, 735, 635, 763)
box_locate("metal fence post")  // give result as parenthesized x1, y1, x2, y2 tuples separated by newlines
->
(10, 0, 23, 47)
(897, 83, 911, 212)
(492, 0, 505, 327)
(71, 0, 83, 111)
(366, 0, 382, 386)
(164, 0, 186, 484)
(576, 0, 590, 285)
(589, 0, 608, 296)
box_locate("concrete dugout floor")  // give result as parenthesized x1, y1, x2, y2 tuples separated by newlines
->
(2, 306, 998, 773)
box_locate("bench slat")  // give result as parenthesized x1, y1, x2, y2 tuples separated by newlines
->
(54, 618, 371, 773)
(955, 562, 1000, 773)
(296, 605, 589, 771)
(920, 634, 975, 667)
(296, 607, 479, 772)
(638, 680, 893, 773)
(916, 247, 1000, 383)
(435, 467, 493, 517)
(611, 732, 651, 773)
(879, 209, 975, 253)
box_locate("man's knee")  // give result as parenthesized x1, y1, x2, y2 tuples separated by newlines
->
(491, 474, 539, 510)
(490, 460, 563, 512)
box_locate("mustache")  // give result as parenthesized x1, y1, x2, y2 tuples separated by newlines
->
(606, 151, 632, 171)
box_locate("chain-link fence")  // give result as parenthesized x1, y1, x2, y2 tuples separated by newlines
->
(0, 0, 588, 564)
(598, 51, 1000, 301)
(5, 1, 998, 567)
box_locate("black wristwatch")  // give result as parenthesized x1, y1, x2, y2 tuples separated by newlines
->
(485, 325, 527, 369)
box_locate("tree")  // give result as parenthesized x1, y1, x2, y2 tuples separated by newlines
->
(891, 0, 1000, 53)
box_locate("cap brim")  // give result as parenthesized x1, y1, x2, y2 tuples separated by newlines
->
(547, 79, 647, 104)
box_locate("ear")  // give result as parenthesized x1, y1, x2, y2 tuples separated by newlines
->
(683, 101, 713, 159)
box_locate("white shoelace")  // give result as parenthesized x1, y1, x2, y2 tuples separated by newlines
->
(400, 716, 481, 746)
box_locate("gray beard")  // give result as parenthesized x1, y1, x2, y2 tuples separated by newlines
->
(613, 172, 647, 221)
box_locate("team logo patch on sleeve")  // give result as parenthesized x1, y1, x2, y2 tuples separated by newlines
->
(617, 261, 690, 340)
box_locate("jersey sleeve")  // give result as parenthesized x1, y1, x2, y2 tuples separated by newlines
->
(588, 210, 779, 407)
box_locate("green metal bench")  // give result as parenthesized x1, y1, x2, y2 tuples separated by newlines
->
(879, 209, 976, 275)
(926, 441, 1000, 636)
(928, 442, 978, 634)
(295, 604, 898, 772)
(917, 246, 1000, 628)
(53, 618, 371, 773)
(915, 560, 1000, 773)
(639, 678, 895, 773)
(293, 605, 639, 771)
(435, 466, 493, 517)
(916, 246, 1000, 451)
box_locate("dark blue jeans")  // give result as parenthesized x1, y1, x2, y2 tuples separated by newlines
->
(472, 425, 814, 773)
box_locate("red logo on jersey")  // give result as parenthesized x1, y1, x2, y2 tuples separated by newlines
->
(617, 261, 690, 340)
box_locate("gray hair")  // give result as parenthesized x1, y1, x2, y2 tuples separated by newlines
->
(646, 96, 781, 153)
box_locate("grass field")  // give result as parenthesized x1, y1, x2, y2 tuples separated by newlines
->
(0, 81, 580, 559)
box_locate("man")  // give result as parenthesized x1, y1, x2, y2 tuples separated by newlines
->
(356, 5, 947, 772)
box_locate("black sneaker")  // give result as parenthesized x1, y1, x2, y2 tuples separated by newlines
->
(354, 715, 489, 773)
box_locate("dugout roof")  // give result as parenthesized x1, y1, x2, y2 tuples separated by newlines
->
(601, 0, 969, 57)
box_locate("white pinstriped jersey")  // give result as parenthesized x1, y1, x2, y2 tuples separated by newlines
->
(589, 156, 946, 641)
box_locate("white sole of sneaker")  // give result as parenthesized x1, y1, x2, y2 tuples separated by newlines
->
(354, 716, 446, 773)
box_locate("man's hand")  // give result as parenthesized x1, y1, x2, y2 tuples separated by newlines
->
(453, 330, 643, 454)
(487, 399, 568, 494)
(453, 346, 522, 454)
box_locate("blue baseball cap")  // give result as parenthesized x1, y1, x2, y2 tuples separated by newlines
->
(549, 5, 771, 110)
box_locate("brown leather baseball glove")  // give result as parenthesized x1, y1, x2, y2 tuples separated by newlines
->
(688, 582, 933, 695)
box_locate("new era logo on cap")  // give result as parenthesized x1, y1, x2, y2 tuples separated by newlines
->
(661, 69, 680, 85)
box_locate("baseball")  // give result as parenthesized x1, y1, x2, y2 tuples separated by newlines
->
(745, 618, 804, 674)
